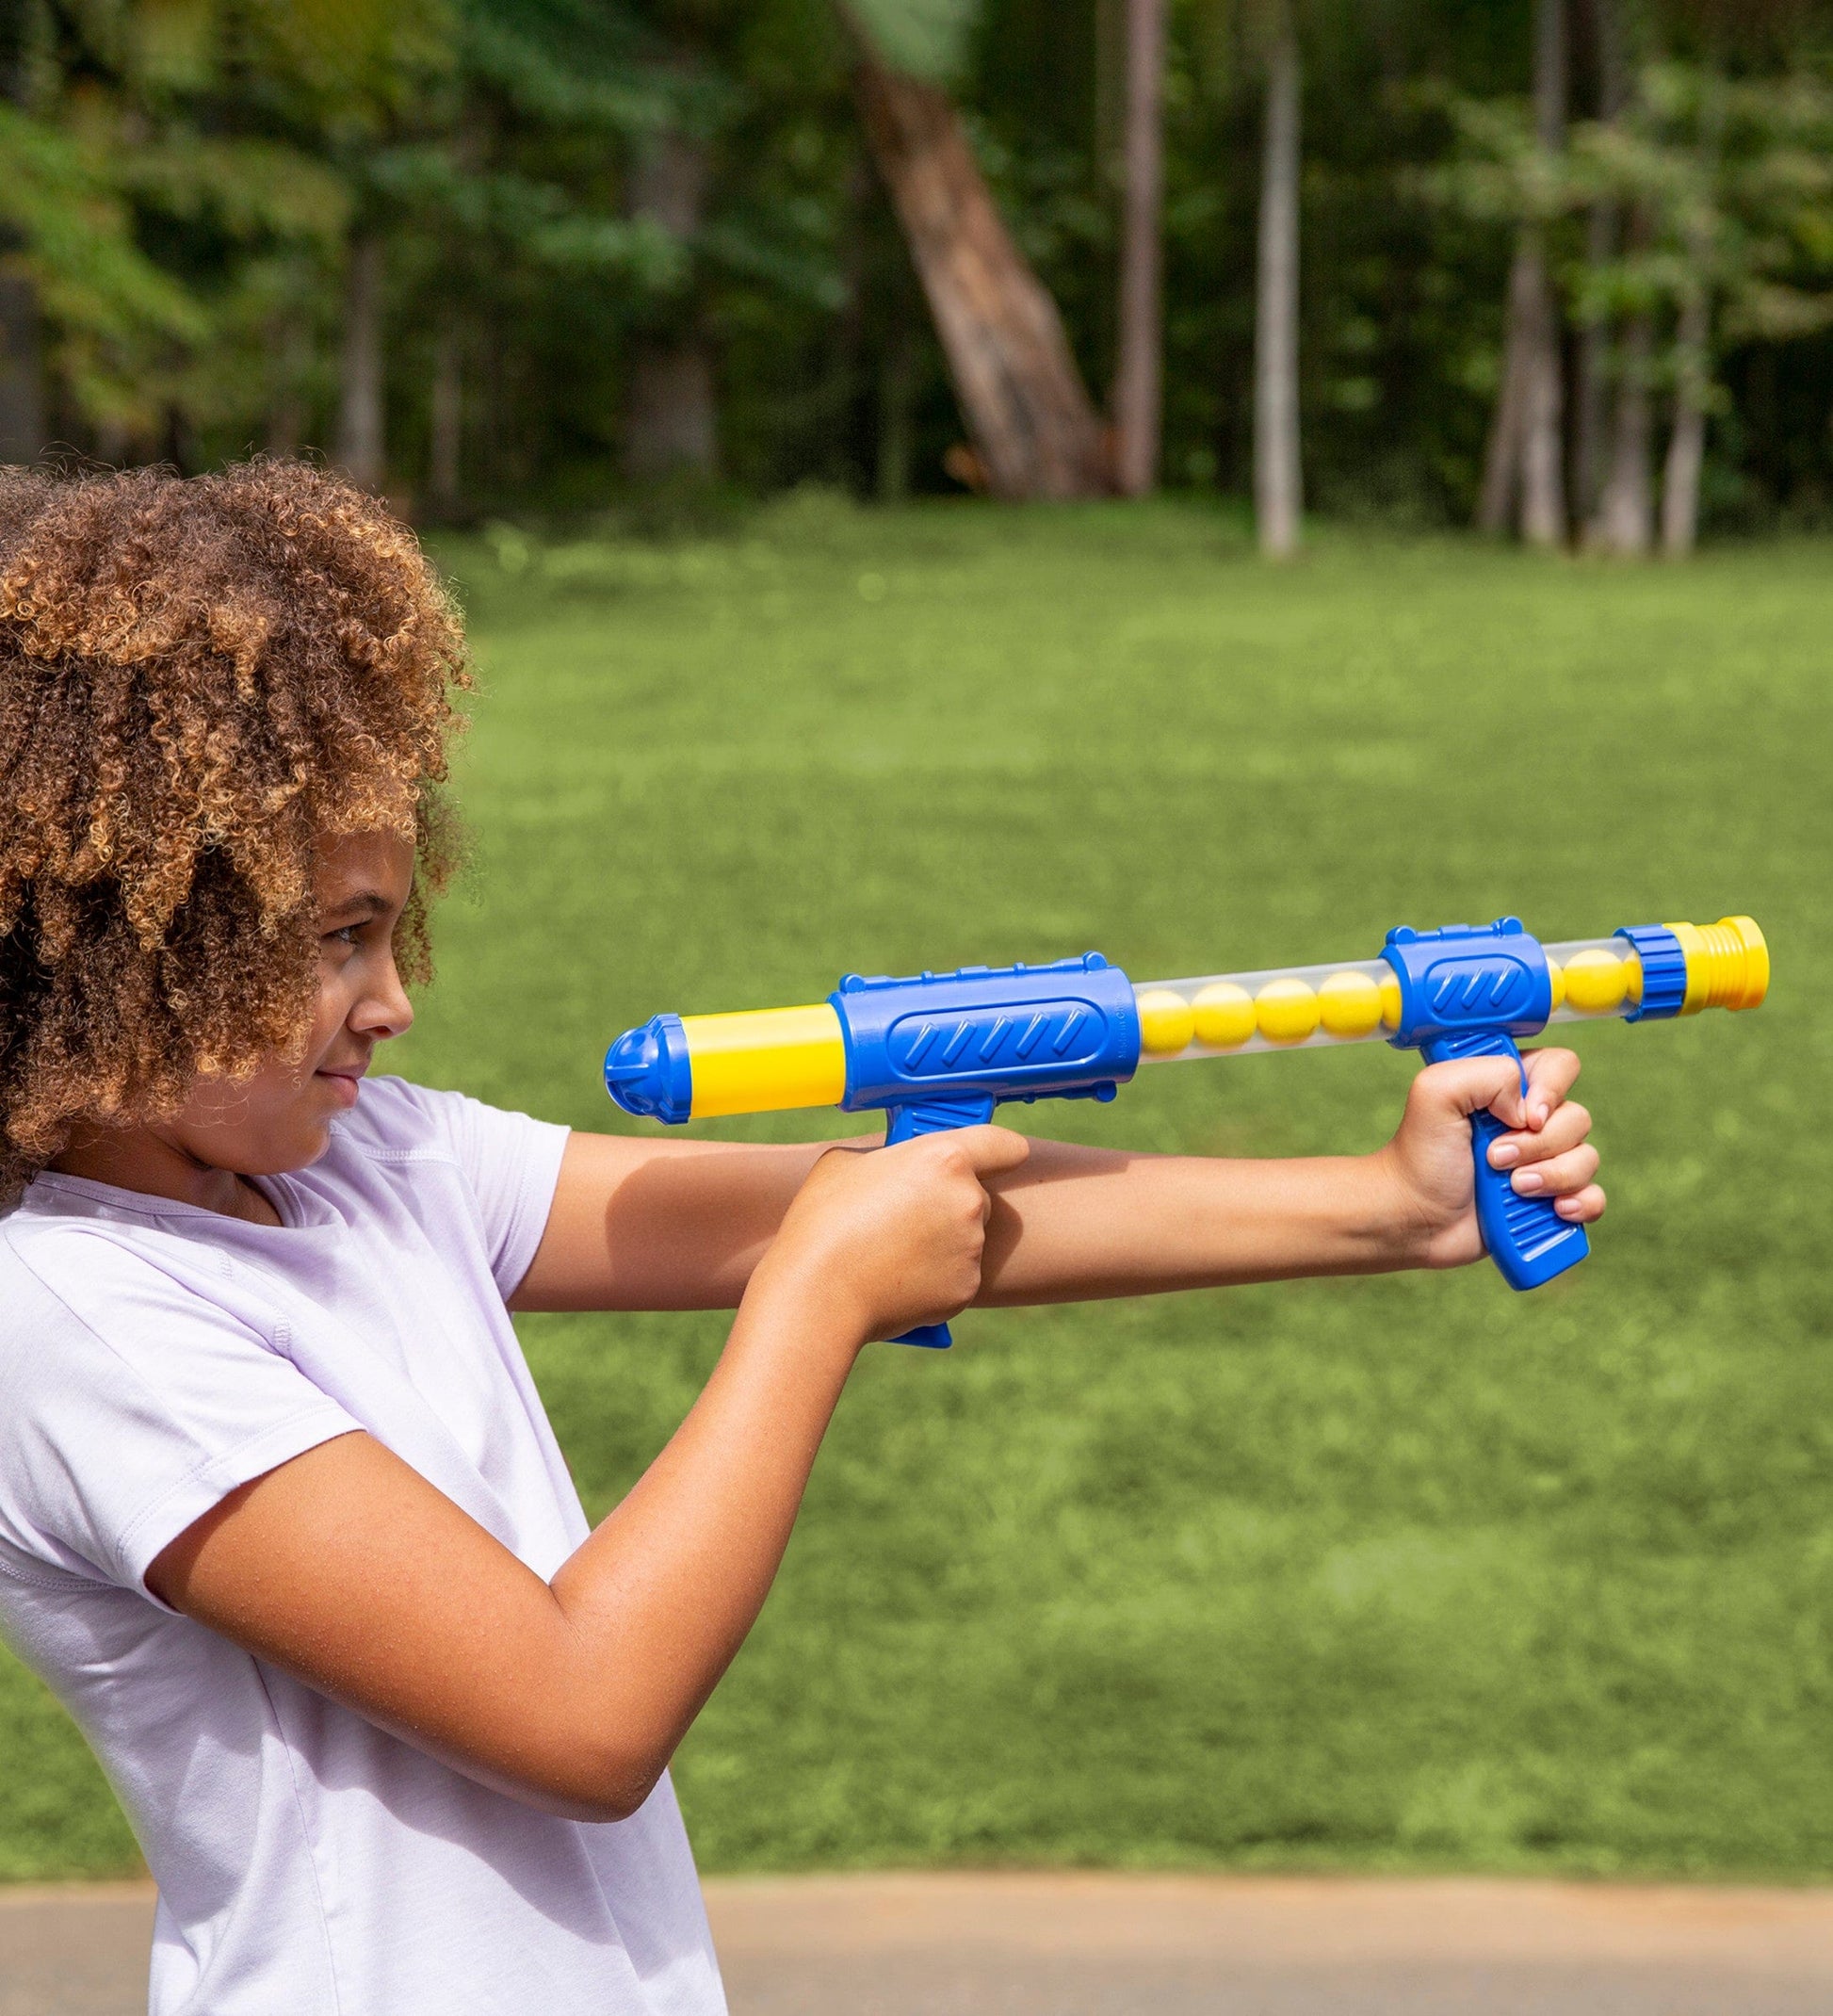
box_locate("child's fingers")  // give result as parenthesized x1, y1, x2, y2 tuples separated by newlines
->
(1417, 1054, 1533, 1129)
(1553, 1181, 1607, 1224)
(1506, 1142, 1599, 1198)
(1517, 1046, 1582, 1130)
(1486, 1099, 1591, 1170)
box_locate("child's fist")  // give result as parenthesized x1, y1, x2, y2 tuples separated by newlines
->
(768, 1125, 1032, 1345)
(1379, 1047, 1605, 1270)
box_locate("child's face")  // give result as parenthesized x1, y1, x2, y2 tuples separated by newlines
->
(166, 830, 418, 1177)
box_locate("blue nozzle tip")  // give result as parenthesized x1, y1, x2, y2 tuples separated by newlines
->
(603, 1014, 693, 1124)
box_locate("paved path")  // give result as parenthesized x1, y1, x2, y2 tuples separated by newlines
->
(8, 1872, 1833, 2014)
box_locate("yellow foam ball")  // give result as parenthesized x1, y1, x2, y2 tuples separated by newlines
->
(1562, 948, 1628, 1015)
(1136, 988, 1195, 1055)
(1547, 956, 1565, 1012)
(1256, 977, 1321, 1045)
(1623, 951, 1643, 1006)
(1192, 982, 1257, 1049)
(1319, 970, 1384, 1039)
(1378, 972, 1403, 1030)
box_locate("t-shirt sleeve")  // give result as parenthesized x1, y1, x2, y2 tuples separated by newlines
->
(0, 1236, 362, 1604)
(363, 1079, 571, 1299)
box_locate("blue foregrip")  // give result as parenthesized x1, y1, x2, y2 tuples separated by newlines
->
(1420, 1031, 1589, 1291)
(882, 1097, 998, 1348)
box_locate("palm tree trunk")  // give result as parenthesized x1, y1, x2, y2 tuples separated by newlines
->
(851, 48, 1108, 500)
(335, 230, 386, 492)
(1111, 0, 1166, 497)
(1254, 23, 1302, 558)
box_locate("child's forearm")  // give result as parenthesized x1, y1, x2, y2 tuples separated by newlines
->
(546, 1249, 864, 1812)
(517, 1130, 1429, 1315)
(977, 1141, 1424, 1303)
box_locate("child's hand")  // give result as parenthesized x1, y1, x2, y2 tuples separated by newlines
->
(757, 1125, 1033, 1345)
(1378, 1048, 1605, 1270)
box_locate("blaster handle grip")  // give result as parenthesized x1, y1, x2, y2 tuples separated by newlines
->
(882, 1095, 998, 1348)
(1421, 1031, 1590, 1292)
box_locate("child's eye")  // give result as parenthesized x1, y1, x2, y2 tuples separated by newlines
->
(324, 925, 362, 948)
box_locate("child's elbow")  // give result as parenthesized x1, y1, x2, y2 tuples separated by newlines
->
(509, 1739, 670, 1826)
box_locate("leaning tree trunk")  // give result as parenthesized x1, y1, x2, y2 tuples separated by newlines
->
(624, 124, 719, 481)
(1479, 245, 1533, 532)
(335, 229, 386, 491)
(0, 270, 44, 464)
(1479, 0, 1566, 545)
(1254, 24, 1302, 558)
(852, 51, 1108, 500)
(1111, 0, 1166, 497)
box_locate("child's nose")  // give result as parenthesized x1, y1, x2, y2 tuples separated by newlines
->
(356, 961, 414, 1039)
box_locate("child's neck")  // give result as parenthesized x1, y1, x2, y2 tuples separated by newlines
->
(51, 1127, 283, 1227)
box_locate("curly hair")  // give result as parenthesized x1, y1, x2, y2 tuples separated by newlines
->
(0, 461, 469, 1205)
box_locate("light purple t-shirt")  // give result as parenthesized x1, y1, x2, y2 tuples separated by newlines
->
(0, 1076, 725, 2016)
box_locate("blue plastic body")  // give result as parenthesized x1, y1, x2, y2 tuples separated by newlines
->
(831, 955, 1143, 1347)
(603, 1012, 693, 1123)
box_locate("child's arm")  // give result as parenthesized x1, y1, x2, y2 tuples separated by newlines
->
(513, 1046, 1601, 1311)
(149, 1127, 1028, 1823)
(147, 1054, 1598, 1824)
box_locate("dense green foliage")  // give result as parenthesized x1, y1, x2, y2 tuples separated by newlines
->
(7, 2, 1833, 526)
(2, 504, 1825, 1879)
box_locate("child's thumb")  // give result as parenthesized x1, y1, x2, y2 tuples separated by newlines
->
(951, 1124, 1032, 1178)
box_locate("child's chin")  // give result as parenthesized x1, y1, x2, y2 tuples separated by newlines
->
(254, 1120, 334, 1175)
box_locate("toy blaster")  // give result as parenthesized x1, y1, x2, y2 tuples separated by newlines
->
(605, 916, 1768, 1346)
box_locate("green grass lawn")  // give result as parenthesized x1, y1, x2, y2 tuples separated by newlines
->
(4, 496, 1829, 1882)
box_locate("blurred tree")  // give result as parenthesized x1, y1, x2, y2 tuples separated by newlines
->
(0, 0, 1828, 533)
(1582, 0, 1655, 553)
(1253, 0, 1303, 556)
(0, 0, 48, 462)
(1565, 11, 1833, 552)
(1569, 0, 1620, 531)
(1111, 0, 1164, 495)
(1478, 0, 1567, 545)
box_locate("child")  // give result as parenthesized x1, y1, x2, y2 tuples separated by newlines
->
(0, 463, 1602, 2016)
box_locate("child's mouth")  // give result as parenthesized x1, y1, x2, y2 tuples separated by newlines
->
(316, 1067, 365, 1110)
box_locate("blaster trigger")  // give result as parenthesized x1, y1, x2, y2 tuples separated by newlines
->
(884, 1095, 998, 1145)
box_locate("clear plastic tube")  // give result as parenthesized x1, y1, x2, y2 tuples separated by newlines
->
(1132, 936, 1647, 1063)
